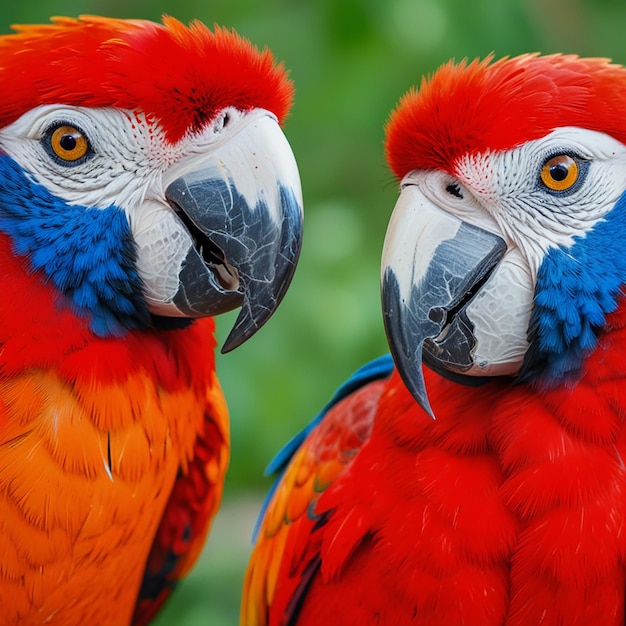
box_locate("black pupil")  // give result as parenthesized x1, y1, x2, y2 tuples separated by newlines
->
(59, 133, 78, 152)
(550, 163, 569, 181)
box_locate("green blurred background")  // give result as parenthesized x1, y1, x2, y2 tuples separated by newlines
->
(2, 0, 626, 623)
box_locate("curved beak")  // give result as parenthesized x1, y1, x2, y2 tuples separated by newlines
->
(381, 184, 506, 417)
(164, 112, 303, 352)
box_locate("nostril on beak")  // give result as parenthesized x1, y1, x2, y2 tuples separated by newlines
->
(446, 182, 464, 199)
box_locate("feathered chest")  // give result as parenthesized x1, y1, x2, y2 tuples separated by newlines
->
(0, 248, 219, 623)
(319, 321, 626, 625)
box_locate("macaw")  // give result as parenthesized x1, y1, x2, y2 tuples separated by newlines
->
(0, 15, 303, 625)
(242, 53, 626, 626)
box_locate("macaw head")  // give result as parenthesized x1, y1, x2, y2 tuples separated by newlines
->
(382, 54, 626, 415)
(0, 16, 303, 350)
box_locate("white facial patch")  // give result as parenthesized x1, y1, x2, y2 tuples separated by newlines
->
(0, 105, 178, 210)
(131, 200, 193, 314)
(455, 127, 626, 271)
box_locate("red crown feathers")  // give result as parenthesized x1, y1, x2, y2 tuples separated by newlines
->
(0, 15, 294, 142)
(385, 54, 626, 179)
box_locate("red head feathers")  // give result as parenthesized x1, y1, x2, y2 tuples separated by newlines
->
(0, 15, 293, 141)
(385, 54, 626, 179)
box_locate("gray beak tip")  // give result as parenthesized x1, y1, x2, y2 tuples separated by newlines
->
(220, 325, 250, 354)
(220, 342, 236, 355)
(399, 371, 437, 419)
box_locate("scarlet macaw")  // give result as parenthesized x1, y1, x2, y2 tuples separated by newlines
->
(0, 16, 303, 625)
(243, 54, 626, 625)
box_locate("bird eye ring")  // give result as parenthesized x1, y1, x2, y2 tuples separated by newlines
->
(540, 154, 580, 192)
(44, 124, 91, 165)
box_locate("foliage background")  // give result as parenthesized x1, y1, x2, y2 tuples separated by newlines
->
(2, 0, 626, 623)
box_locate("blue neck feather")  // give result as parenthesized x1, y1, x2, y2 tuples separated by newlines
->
(0, 155, 150, 337)
(522, 190, 626, 384)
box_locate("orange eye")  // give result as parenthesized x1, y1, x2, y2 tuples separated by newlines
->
(49, 125, 89, 162)
(540, 154, 579, 192)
